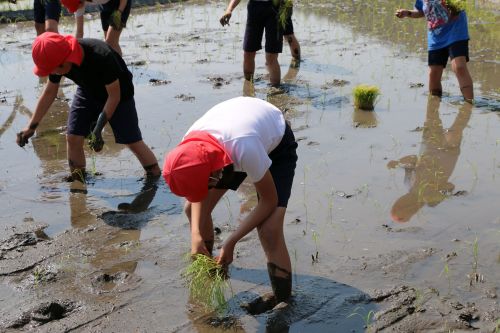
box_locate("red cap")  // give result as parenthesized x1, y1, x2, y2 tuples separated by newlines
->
(163, 131, 233, 202)
(32, 32, 83, 77)
(61, 0, 80, 13)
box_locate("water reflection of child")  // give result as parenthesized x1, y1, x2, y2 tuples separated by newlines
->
(388, 96, 472, 222)
(220, 0, 284, 86)
(61, 0, 131, 56)
(395, 0, 474, 102)
(16, 32, 160, 182)
(163, 96, 298, 306)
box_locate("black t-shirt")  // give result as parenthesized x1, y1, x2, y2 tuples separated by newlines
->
(49, 39, 134, 102)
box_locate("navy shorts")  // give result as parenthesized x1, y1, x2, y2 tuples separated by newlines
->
(214, 122, 298, 207)
(34, 0, 61, 24)
(243, 0, 283, 53)
(428, 40, 469, 68)
(68, 87, 142, 144)
(283, 8, 294, 36)
(100, 0, 132, 31)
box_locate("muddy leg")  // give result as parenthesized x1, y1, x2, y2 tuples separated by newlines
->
(265, 52, 281, 87)
(66, 134, 86, 182)
(428, 65, 444, 97)
(267, 262, 292, 303)
(451, 56, 473, 102)
(243, 51, 256, 82)
(126, 140, 160, 177)
(105, 27, 123, 56)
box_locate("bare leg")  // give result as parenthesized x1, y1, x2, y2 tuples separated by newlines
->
(257, 207, 291, 273)
(265, 52, 281, 86)
(428, 65, 444, 97)
(45, 19, 58, 33)
(184, 189, 227, 255)
(126, 140, 160, 176)
(243, 51, 256, 81)
(284, 33, 300, 62)
(35, 22, 45, 36)
(105, 27, 123, 56)
(67, 134, 86, 181)
(450, 56, 473, 102)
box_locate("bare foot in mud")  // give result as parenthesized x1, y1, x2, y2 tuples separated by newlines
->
(241, 292, 277, 315)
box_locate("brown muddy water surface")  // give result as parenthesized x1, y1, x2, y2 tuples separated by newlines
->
(0, 0, 499, 332)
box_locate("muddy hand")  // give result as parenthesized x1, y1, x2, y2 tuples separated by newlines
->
(220, 12, 231, 26)
(16, 128, 34, 147)
(89, 112, 107, 152)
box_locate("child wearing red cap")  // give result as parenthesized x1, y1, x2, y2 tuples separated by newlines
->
(17, 32, 160, 181)
(163, 96, 298, 307)
(61, 0, 131, 55)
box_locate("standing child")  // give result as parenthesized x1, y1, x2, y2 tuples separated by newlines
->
(61, 0, 131, 55)
(396, 0, 473, 102)
(16, 32, 160, 181)
(33, 0, 61, 35)
(163, 96, 298, 305)
(220, 0, 284, 86)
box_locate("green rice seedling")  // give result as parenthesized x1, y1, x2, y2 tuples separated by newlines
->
(352, 84, 380, 110)
(182, 254, 230, 313)
(347, 306, 375, 329)
(273, 0, 293, 29)
(446, 0, 466, 16)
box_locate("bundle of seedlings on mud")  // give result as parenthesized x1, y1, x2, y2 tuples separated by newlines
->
(446, 0, 466, 15)
(182, 254, 230, 313)
(273, 0, 293, 29)
(352, 84, 380, 110)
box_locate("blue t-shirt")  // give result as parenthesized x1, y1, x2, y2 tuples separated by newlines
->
(414, 0, 469, 50)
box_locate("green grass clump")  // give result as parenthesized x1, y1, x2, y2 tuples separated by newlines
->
(352, 84, 380, 110)
(182, 254, 230, 312)
(446, 0, 466, 15)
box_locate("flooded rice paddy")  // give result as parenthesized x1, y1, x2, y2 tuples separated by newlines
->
(0, 0, 499, 331)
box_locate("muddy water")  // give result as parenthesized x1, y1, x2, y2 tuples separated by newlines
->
(0, 0, 499, 332)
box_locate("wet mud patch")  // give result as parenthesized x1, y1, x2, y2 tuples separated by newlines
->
(149, 78, 171, 86)
(90, 271, 141, 294)
(321, 78, 350, 89)
(4, 299, 80, 329)
(100, 210, 156, 230)
(15, 264, 59, 289)
(205, 76, 231, 89)
(175, 93, 195, 102)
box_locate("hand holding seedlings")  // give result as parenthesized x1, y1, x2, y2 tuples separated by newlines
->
(220, 11, 231, 26)
(89, 111, 107, 152)
(109, 9, 123, 29)
(191, 233, 211, 257)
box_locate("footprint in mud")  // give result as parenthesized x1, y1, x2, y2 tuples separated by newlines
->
(90, 271, 141, 294)
(6, 300, 79, 329)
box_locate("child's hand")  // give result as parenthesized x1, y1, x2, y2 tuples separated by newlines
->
(109, 10, 123, 29)
(395, 9, 411, 18)
(216, 242, 235, 266)
(191, 234, 211, 257)
(220, 12, 231, 26)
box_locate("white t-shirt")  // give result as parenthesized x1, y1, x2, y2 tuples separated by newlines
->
(185, 97, 286, 183)
(74, 0, 109, 17)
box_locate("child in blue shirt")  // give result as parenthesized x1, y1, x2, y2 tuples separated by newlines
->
(396, 0, 473, 102)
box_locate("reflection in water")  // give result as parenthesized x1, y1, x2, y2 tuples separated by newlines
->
(352, 108, 378, 128)
(388, 96, 473, 222)
(69, 177, 160, 290)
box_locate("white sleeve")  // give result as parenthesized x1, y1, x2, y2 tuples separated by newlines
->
(235, 138, 271, 183)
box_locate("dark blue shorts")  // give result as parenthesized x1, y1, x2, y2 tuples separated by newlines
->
(214, 122, 297, 207)
(428, 40, 469, 68)
(68, 87, 142, 144)
(283, 9, 294, 36)
(99, 0, 132, 31)
(34, 0, 61, 24)
(243, 0, 283, 53)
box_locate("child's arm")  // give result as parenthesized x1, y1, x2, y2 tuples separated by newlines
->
(395, 8, 424, 18)
(220, 0, 241, 26)
(75, 15, 84, 38)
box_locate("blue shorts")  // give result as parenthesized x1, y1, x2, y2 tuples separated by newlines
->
(34, 0, 61, 24)
(283, 9, 294, 36)
(99, 0, 132, 31)
(68, 88, 142, 145)
(243, 0, 283, 53)
(214, 123, 297, 207)
(428, 40, 469, 68)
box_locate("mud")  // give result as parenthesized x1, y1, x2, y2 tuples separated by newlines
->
(1, 0, 500, 332)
